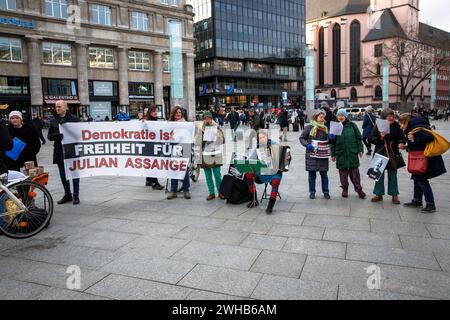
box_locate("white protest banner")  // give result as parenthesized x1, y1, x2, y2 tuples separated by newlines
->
(60, 121, 195, 180)
(329, 121, 344, 136)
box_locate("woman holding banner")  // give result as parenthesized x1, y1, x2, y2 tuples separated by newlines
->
(48, 100, 81, 205)
(144, 106, 164, 190)
(369, 108, 404, 204)
(167, 106, 191, 200)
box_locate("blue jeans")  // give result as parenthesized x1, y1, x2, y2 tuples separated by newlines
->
(308, 171, 329, 194)
(413, 178, 435, 205)
(171, 171, 190, 193)
(58, 163, 80, 196)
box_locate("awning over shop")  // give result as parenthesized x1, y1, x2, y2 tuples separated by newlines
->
(45, 100, 81, 104)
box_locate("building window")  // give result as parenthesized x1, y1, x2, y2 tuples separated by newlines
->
(332, 24, 341, 85)
(0, 76, 28, 95)
(129, 51, 151, 71)
(349, 21, 361, 84)
(331, 89, 337, 99)
(374, 86, 382, 99)
(0, 37, 22, 62)
(376, 64, 381, 75)
(163, 53, 170, 72)
(374, 44, 383, 57)
(0, 0, 16, 10)
(89, 47, 114, 68)
(131, 11, 148, 31)
(45, 0, 68, 18)
(170, 0, 178, 6)
(43, 42, 72, 66)
(90, 4, 112, 26)
(318, 27, 324, 87)
(350, 87, 357, 101)
(160, 0, 168, 5)
(42, 78, 77, 96)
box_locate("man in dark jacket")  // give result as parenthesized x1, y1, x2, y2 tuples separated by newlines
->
(399, 115, 447, 213)
(0, 122, 13, 175)
(48, 100, 81, 205)
(31, 113, 46, 144)
(362, 106, 376, 155)
(278, 109, 289, 142)
(227, 106, 240, 142)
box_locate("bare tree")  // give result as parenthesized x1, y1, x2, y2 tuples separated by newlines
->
(364, 28, 450, 111)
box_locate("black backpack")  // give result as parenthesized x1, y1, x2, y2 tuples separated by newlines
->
(220, 174, 253, 205)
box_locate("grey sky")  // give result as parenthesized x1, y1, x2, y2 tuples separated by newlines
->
(420, 0, 450, 32)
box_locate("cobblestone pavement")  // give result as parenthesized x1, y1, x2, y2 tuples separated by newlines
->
(1, 121, 449, 300)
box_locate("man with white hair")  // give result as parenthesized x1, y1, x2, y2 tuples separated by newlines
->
(48, 100, 81, 205)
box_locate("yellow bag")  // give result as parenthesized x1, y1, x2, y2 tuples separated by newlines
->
(410, 128, 450, 157)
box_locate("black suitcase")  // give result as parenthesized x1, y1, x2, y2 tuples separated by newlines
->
(293, 122, 299, 132)
(219, 174, 252, 205)
(219, 174, 235, 200)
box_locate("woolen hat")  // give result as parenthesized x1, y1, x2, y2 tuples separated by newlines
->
(312, 109, 326, 121)
(336, 109, 348, 118)
(9, 111, 23, 120)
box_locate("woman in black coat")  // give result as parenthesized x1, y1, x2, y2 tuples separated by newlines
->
(398, 114, 447, 213)
(0, 122, 13, 175)
(7, 111, 41, 172)
(144, 105, 164, 190)
(369, 108, 405, 204)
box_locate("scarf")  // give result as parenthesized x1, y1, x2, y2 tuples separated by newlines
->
(309, 120, 328, 138)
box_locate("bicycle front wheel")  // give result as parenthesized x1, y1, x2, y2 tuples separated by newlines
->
(0, 180, 54, 239)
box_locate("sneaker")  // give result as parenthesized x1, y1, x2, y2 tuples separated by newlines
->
(57, 194, 72, 205)
(166, 192, 177, 200)
(206, 194, 216, 201)
(73, 195, 80, 205)
(184, 192, 191, 199)
(404, 201, 423, 208)
(421, 204, 436, 213)
(371, 196, 383, 202)
(309, 193, 316, 199)
(392, 196, 401, 205)
(324, 193, 331, 200)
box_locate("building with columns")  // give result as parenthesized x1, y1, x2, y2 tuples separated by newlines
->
(0, 0, 196, 121)
(306, 0, 450, 110)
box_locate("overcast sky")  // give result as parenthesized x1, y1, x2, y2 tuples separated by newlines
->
(420, 0, 450, 32)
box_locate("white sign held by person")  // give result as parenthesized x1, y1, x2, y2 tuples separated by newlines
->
(60, 121, 195, 180)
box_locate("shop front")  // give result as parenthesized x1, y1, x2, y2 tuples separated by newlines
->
(42, 78, 80, 118)
(88, 80, 119, 121)
(0, 76, 31, 119)
(129, 83, 154, 119)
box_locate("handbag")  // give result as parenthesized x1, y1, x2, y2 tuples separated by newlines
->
(384, 140, 405, 170)
(410, 128, 450, 157)
(407, 151, 428, 175)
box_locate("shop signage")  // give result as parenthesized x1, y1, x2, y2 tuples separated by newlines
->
(93, 82, 114, 96)
(44, 95, 79, 101)
(129, 95, 154, 100)
(0, 17, 36, 29)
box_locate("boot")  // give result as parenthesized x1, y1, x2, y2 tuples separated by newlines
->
(392, 196, 401, 205)
(266, 198, 276, 214)
(57, 194, 72, 205)
(166, 192, 177, 200)
(309, 193, 315, 199)
(341, 186, 348, 198)
(421, 204, 436, 213)
(73, 195, 80, 205)
(371, 196, 383, 202)
(357, 190, 367, 199)
(145, 178, 152, 187)
(184, 192, 191, 199)
(152, 182, 164, 190)
(247, 199, 259, 208)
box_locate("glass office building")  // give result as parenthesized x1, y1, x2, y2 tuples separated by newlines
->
(192, 0, 306, 109)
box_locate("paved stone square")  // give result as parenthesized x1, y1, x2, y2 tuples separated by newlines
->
(1, 121, 449, 300)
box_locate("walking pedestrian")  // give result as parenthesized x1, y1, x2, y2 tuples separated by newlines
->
(196, 112, 225, 201)
(362, 106, 376, 155)
(31, 113, 46, 144)
(167, 106, 191, 200)
(278, 108, 289, 142)
(144, 106, 164, 190)
(7, 111, 41, 172)
(300, 110, 330, 200)
(330, 109, 366, 199)
(299, 109, 306, 131)
(48, 100, 81, 205)
(398, 113, 447, 213)
(370, 108, 404, 204)
(226, 106, 240, 142)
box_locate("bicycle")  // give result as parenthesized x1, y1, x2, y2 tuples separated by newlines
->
(0, 173, 54, 239)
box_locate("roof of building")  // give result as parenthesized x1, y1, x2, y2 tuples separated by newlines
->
(306, 0, 370, 22)
(362, 8, 407, 42)
(419, 23, 450, 50)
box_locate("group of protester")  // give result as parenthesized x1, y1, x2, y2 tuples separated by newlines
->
(0, 100, 447, 215)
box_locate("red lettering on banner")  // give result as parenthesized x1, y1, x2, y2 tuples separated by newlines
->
(125, 158, 134, 168)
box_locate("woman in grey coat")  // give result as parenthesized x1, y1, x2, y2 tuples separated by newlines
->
(300, 110, 330, 199)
